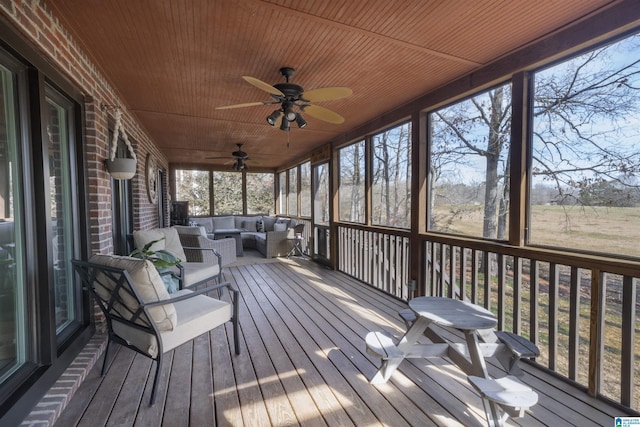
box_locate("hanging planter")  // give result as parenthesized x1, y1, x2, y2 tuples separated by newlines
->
(104, 106, 137, 180)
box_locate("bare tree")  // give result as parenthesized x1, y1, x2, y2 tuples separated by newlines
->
(431, 34, 640, 239)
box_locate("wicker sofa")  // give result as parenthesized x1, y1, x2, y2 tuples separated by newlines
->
(191, 215, 296, 258)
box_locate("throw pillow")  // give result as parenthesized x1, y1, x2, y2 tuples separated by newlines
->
(256, 219, 264, 232)
(262, 216, 277, 231)
(274, 222, 287, 232)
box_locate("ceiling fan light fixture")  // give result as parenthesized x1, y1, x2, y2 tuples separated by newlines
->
(283, 104, 296, 122)
(266, 110, 281, 126)
(280, 116, 290, 131)
(295, 113, 307, 128)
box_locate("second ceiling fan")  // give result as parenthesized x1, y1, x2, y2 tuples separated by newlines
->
(216, 67, 352, 130)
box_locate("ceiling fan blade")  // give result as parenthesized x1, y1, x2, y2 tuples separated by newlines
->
(302, 87, 352, 102)
(242, 76, 284, 96)
(303, 104, 345, 124)
(216, 101, 270, 110)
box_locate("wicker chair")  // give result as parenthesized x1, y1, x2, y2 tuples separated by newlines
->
(173, 225, 237, 267)
(133, 227, 224, 289)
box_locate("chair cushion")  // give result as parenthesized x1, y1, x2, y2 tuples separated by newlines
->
(274, 222, 287, 231)
(191, 217, 214, 233)
(89, 254, 177, 332)
(179, 262, 221, 288)
(133, 229, 165, 252)
(158, 228, 187, 262)
(112, 289, 232, 357)
(212, 216, 235, 230)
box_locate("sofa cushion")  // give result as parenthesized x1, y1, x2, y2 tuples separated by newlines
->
(191, 217, 213, 233)
(212, 216, 235, 230)
(234, 216, 247, 229)
(241, 217, 260, 232)
(262, 216, 277, 231)
(89, 254, 177, 332)
(274, 222, 287, 232)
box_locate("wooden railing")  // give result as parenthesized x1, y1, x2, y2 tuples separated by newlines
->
(337, 224, 413, 300)
(422, 234, 640, 412)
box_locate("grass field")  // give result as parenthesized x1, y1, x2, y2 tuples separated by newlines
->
(434, 204, 640, 258)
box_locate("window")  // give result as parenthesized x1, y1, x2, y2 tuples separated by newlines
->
(429, 84, 512, 239)
(45, 86, 81, 338)
(213, 171, 242, 215)
(338, 141, 365, 223)
(314, 163, 330, 225)
(372, 124, 411, 228)
(175, 169, 210, 216)
(0, 44, 87, 420)
(288, 167, 297, 216)
(300, 162, 311, 217)
(278, 171, 286, 215)
(246, 172, 274, 215)
(529, 33, 640, 257)
(0, 62, 27, 383)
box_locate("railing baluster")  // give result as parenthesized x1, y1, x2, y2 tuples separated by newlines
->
(483, 251, 490, 310)
(449, 245, 456, 299)
(497, 254, 505, 330)
(569, 266, 580, 381)
(460, 247, 468, 301)
(589, 268, 604, 397)
(531, 259, 539, 349)
(621, 275, 635, 407)
(471, 249, 478, 304)
(513, 256, 522, 334)
(549, 262, 559, 372)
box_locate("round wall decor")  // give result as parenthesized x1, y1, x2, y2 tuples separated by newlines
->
(145, 153, 158, 204)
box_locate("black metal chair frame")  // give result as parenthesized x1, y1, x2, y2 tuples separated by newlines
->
(72, 259, 240, 405)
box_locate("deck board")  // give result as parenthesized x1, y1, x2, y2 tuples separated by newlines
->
(54, 257, 635, 427)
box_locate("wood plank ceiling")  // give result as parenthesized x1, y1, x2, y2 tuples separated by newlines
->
(46, 0, 615, 171)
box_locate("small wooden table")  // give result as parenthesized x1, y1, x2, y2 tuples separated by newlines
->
(367, 297, 518, 426)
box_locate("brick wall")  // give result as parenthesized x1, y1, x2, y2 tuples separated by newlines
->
(0, 0, 168, 258)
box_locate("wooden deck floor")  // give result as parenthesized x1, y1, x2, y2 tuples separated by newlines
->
(54, 256, 632, 426)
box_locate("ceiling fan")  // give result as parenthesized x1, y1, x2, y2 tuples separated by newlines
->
(216, 67, 352, 130)
(207, 143, 250, 170)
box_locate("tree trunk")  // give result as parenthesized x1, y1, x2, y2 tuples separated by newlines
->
(483, 87, 505, 239)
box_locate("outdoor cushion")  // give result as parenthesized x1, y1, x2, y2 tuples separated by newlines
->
(212, 216, 235, 230)
(178, 262, 220, 288)
(160, 227, 188, 261)
(88, 254, 177, 332)
(133, 229, 166, 253)
(274, 222, 287, 231)
(111, 288, 231, 358)
(191, 217, 214, 233)
(262, 216, 277, 231)
(241, 217, 259, 232)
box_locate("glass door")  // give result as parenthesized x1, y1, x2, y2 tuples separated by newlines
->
(45, 86, 81, 340)
(0, 63, 26, 382)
